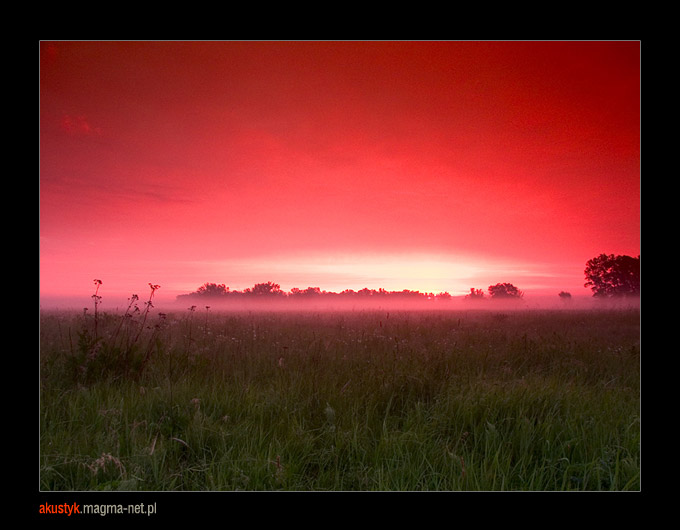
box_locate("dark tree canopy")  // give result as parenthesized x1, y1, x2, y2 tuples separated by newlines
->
(464, 288, 485, 301)
(584, 254, 640, 298)
(290, 287, 322, 297)
(488, 283, 523, 300)
(250, 281, 284, 296)
(195, 283, 229, 297)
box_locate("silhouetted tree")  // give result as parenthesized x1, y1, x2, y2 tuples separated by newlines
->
(584, 253, 640, 298)
(464, 288, 485, 301)
(195, 283, 229, 297)
(250, 281, 284, 296)
(488, 283, 523, 300)
(558, 291, 572, 302)
(290, 287, 322, 297)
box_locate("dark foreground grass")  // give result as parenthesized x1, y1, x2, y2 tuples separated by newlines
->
(39, 308, 640, 491)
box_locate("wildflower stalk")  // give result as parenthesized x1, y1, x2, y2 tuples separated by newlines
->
(92, 279, 102, 341)
(133, 283, 160, 345)
(112, 294, 139, 346)
(140, 312, 166, 374)
(204, 305, 211, 341)
(187, 305, 196, 352)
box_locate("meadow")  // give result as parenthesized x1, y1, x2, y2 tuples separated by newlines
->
(39, 305, 640, 491)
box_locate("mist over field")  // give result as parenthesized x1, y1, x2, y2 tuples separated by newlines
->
(40, 292, 633, 315)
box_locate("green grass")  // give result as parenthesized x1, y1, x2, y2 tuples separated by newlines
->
(39, 308, 640, 491)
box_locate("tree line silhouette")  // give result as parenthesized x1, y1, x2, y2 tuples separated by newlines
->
(175, 253, 639, 304)
(176, 281, 457, 303)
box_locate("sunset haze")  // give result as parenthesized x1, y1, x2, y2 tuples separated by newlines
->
(39, 41, 640, 308)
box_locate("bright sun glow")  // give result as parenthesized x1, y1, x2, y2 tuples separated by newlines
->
(181, 252, 585, 298)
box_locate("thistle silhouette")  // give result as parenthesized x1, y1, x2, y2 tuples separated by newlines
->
(133, 283, 160, 345)
(92, 279, 102, 340)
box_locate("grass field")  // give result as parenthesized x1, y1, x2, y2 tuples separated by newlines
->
(39, 306, 640, 491)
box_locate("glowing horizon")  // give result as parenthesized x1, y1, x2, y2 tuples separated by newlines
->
(40, 41, 640, 309)
(38, 250, 603, 310)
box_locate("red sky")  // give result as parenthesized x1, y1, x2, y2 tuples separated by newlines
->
(39, 41, 640, 308)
